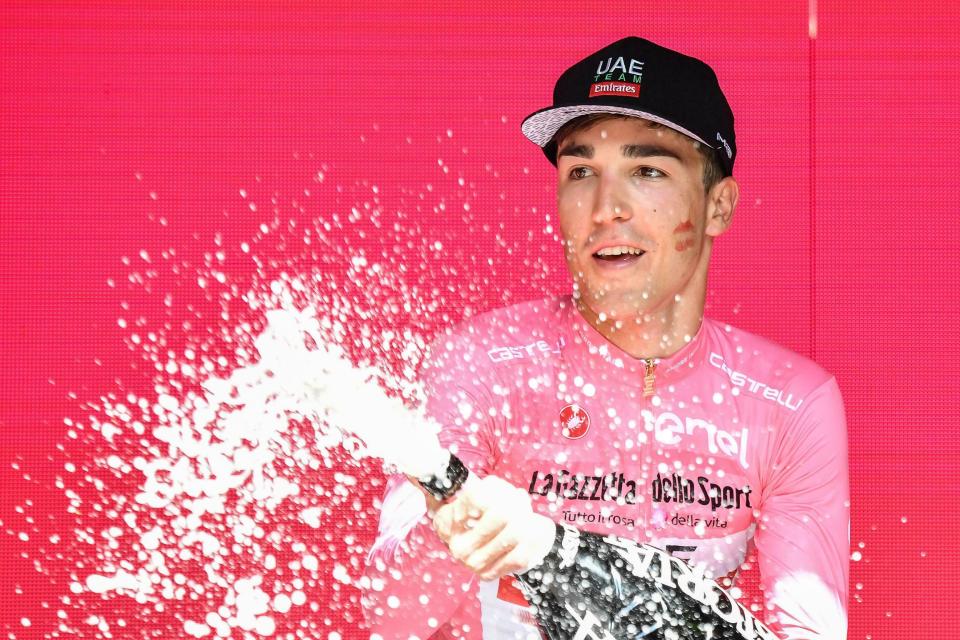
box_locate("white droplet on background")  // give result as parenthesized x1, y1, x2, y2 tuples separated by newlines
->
(272, 593, 292, 614)
(254, 616, 275, 636)
(184, 620, 211, 637)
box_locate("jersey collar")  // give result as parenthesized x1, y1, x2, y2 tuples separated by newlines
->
(559, 297, 709, 388)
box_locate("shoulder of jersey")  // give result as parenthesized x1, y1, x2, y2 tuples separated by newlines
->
(702, 319, 836, 410)
(428, 296, 568, 365)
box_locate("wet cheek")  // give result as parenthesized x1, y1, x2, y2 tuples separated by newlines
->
(556, 205, 588, 249)
(556, 225, 581, 266)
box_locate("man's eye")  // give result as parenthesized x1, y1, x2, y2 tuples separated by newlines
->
(569, 166, 593, 180)
(636, 167, 666, 178)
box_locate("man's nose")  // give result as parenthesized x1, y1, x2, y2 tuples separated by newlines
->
(591, 176, 632, 224)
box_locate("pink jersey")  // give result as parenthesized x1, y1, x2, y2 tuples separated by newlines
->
(363, 296, 849, 639)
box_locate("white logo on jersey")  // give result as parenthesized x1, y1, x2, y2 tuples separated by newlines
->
(709, 353, 803, 411)
(644, 409, 750, 469)
(487, 339, 560, 363)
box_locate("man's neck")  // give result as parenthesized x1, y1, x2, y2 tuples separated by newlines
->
(575, 295, 705, 360)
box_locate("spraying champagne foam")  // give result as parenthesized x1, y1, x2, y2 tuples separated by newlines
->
(201, 306, 450, 480)
(79, 292, 451, 638)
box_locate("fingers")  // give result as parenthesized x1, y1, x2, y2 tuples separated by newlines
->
(429, 474, 547, 581)
(431, 502, 456, 540)
(477, 546, 532, 581)
(452, 489, 484, 526)
(458, 521, 518, 579)
(447, 510, 508, 562)
(472, 512, 556, 579)
(432, 489, 484, 541)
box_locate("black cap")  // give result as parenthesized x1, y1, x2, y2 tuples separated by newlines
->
(521, 37, 736, 176)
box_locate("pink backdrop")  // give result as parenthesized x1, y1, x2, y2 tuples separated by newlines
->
(2, 2, 958, 638)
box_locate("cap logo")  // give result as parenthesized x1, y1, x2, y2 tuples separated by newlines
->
(590, 56, 644, 99)
(559, 403, 591, 439)
(716, 132, 733, 159)
(595, 56, 644, 79)
(589, 81, 640, 98)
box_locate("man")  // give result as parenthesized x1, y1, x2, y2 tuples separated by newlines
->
(363, 37, 849, 639)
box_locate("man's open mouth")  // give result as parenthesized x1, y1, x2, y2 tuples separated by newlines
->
(592, 246, 646, 264)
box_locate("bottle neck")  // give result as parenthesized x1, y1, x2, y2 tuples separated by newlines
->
(417, 452, 469, 501)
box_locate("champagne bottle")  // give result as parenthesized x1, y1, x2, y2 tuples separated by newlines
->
(419, 453, 779, 640)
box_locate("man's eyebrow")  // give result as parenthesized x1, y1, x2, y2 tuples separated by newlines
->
(621, 143, 684, 162)
(557, 143, 593, 159)
(558, 142, 686, 162)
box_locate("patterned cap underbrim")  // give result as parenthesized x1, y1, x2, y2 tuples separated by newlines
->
(521, 104, 713, 150)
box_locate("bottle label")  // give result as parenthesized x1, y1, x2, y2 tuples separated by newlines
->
(557, 524, 580, 569)
(496, 576, 530, 607)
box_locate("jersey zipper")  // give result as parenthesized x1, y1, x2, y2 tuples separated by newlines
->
(642, 358, 658, 398)
(639, 356, 659, 533)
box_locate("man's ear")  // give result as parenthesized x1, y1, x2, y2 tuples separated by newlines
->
(705, 176, 739, 238)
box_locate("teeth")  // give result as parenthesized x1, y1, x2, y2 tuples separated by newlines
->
(595, 246, 644, 257)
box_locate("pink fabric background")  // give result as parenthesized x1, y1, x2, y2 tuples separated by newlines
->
(1, 2, 957, 637)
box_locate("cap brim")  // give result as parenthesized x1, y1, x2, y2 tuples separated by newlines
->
(521, 104, 713, 154)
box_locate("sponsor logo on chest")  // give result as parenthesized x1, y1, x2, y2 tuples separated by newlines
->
(651, 472, 752, 512)
(643, 409, 750, 469)
(542, 403, 750, 468)
(528, 468, 639, 505)
(559, 403, 590, 439)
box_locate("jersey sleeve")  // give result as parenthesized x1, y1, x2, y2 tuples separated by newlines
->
(753, 376, 850, 639)
(424, 328, 508, 475)
(362, 328, 506, 638)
